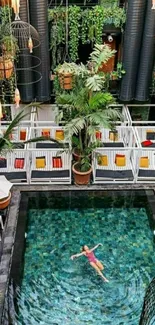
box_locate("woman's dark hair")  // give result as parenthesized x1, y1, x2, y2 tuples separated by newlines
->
(82, 245, 85, 251)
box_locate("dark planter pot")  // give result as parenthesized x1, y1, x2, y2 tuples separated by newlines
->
(72, 162, 92, 185)
(0, 192, 11, 210)
(109, 79, 120, 89)
(73, 149, 91, 162)
(103, 24, 121, 35)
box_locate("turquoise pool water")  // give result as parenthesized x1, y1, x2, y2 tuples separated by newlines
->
(16, 192, 155, 325)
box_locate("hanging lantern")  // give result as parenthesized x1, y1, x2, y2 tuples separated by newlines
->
(14, 88, 20, 108)
(28, 36, 33, 53)
(152, 0, 155, 9)
(0, 102, 3, 119)
(11, 0, 20, 15)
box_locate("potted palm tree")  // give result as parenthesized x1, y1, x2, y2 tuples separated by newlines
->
(56, 44, 122, 185)
(57, 89, 121, 185)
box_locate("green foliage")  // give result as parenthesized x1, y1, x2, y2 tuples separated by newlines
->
(86, 74, 105, 92)
(90, 43, 116, 73)
(99, 0, 119, 6)
(111, 62, 126, 79)
(55, 42, 123, 172)
(68, 6, 81, 62)
(56, 88, 122, 171)
(0, 6, 19, 103)
(54, 43, 116, 93)
(48, 5, 126, 69)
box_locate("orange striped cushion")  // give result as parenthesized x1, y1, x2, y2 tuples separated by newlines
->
(52, 157, 62, 168)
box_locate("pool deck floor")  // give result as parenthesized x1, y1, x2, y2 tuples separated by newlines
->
(0, 184, 155, 323)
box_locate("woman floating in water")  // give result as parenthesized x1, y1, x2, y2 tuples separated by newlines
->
(71, 244, 109, 282)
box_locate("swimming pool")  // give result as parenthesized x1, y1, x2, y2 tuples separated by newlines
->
(13, 191, 155, 324)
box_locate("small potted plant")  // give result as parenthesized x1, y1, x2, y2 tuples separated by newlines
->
(111, 62, 125, 80)
(109, 62, 125, 91)
(0, 26, 18, 80)
(55, 62, 77, 90)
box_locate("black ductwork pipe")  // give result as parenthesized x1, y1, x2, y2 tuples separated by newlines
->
(18, 0, 34, 102)
(134, 0, 155, 102)
(119, 0, 147, 101)
(29, 0, 50, 102)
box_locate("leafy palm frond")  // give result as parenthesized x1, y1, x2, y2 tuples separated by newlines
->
(0, 103, 42, 153)
(24, 136, 59, 145)
(64, 117, 86, 138)
(56, 92, 76, 106)
(87, 111, 111, 129)
(88, 92, 115, 111)
(104, 107, 122, 121)
(3, 111, 28, 140)
(86, 75, 105, 92)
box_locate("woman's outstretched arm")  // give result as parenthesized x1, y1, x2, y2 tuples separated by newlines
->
(90, 243, 103, 252)
(70, 252, 85, 260)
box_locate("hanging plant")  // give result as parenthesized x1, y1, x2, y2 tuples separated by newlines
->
(81, 9, 90, 45)
(48, 7, 66, 71)
(93, 6, 105, 44)
(68, 6, 81, 62)
(103, 6, 126, 30)
(48, 6, 126, 65)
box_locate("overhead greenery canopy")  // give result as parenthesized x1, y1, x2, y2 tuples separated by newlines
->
(48, 5, 126, 70)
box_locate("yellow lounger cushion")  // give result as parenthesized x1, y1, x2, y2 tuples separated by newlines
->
(98, 155, 108, 166)
(55, 129, 64, 140)
(115, 156, 126, 167)
(139, 157, 149, 168)
(109, 130, 118, 141)
(36, 156, 46, 168)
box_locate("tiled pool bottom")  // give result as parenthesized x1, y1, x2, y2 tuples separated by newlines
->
(15, 193, 155, 325)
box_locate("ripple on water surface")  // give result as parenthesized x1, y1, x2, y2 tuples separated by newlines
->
(17, 207, 155, 325)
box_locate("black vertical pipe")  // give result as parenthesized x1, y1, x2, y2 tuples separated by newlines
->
(29, 0, 50, 102)
(18, 0, 34, 102)
(119, 0, 147, 101)
(134, 0, 155, 101)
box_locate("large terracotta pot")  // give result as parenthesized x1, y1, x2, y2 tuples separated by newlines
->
(72, 162, 92, 185)
(0, 192, 11, 210)
(73, 149, 91, 162)
(0, 56, 14, 80)
(58, 72, 73, 90)
(99, 39, 116, 73)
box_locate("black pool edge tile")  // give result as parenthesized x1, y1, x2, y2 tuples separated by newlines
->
(10, 193, 28, 287)
(0, 190, 21, 325)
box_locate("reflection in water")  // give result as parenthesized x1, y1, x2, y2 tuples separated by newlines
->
(3, 206, 155, 325)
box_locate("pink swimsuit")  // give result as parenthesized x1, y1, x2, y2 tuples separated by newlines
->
(86, 251, 97, 263)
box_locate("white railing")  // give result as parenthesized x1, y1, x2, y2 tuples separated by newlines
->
(1, 104, 155, 184)
(93, 126, 139, 184)
(33, 104, 58, 125)
(27, 126, 71, 184)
